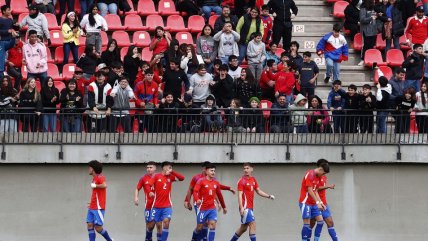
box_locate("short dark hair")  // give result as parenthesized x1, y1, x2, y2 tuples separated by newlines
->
(243, 162, 254, 167)
(222, 5, 230, 9)
(303, 51, 311, 58)
(378, 76, 388, 87)
(94, 71, 106, 77)
(395, 68, 405, 74)
(320, 163, 330, 173)
(111, 61, 123, 69)
(144, 68, 154, 75)
(413, 44, 423, 50)
(333, 23, 342, 32)
(348, 84, 357, 91)
(316, 159, 329, 167)
(223, 21, 232, 28)
(28, 29, 38, 36)
(290, 41, 299, 50)
(201, 161, 211, 167)
(214, 59, 222, 66)
(205, 163, 216, 169)
(252, 32, 262, 38)
(147, 161, 157, 166)
(88, 160, 103, 174)
(1, 5, 10, 13)
(197, 64, 207, 71)
(228, 55, 238, 62)
(261, 4, 269, 10)
(161, 161, 173, 168)
(362, 84, 371, 90)
(140, 61, 149, 67)
(266, 59, 276, 67)
(332, 80, 342, 86)
(219, 64, 229, 71)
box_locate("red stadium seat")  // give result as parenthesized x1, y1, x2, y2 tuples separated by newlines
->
(375, 33, 386, 50)
(11, 0, 28, 15)
(78, 46, 86, 57)
(374, 66, 392, 84)
(166, 15, 188, 32)
(188, 15, 205, 33)
(146, 15, 165, 31)
(158, 0, 179, 15)
(260, 100, 272, 133)
(137, 0, 158, 16)
(208, 15, 219, 29)
(353, 33, 362, 51)
(79, 36, 86, 46)
(120, 47, 129, 61)
(275, 48, 285, 57)
(132, 31, 151, 47)
(18, 13, 28, 30)
(105, 14, 125, 31)
(333, 1, 348, 18)
(50, 30, 64, 47)
(141, 48, 153, 61)
(54, 81, 66, 93)
(46, 47, 54, 63)
(398, 35, 411, 51)
(101, 31, 108, 47)
(48, 63, 63, 81)
(120, 0, 137, 15)
(44, 13, 60, 30)
(406, 50, 413, 57)
(175, 32, 193, 45)
(124, 14, 146, 31)
(364, 49, 386, 67)
(386, 49, 404, 67)
(54, 46, 72, 64)
(21, 66, 28, 81)
(112, 31, 131, 47)
(35, 81, 41, 91)
(62, 64, 76, 81)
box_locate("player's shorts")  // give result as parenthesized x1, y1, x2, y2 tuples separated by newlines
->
(197, 209, 217, 224)
(241, 208, 255, 224)
(194, 204, 198, 217)
(152, 207, 173, 222)
(322, 205, 332, 219)
(299, 203, 321, 219)
(86, 209, 105, 226)
(145, 208, 155, 223)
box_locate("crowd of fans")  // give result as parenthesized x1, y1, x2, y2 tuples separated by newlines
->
(0, 0, 426, 134)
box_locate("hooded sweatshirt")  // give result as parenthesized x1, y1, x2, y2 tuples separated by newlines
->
(246, 39, 267, 65)
(201, 94, 220, 115)
(112, 86, 133, 116)
(289, 94, 307, 125)
(20, 13, 50, 39)
(376, 84, 392, 109)
(189, 73, 213, 103)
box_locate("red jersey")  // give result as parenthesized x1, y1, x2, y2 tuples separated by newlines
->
(237, 176, 259, 209)
(136, 174, 155, 209)
(405, 16, 428, 45)
(7, 41, 23, 68)
(185, 172, 232, 202)
(89, 174, 106, 210)
(149, 171, 185, 208)
(261, 15, 273, 44)
(299, 170, 320, 205)
(135, 70, 162, 85)
(193, 177, 226, 211)
(259, 69, 276, 90)
(318, 175, 328, 205)
(150, 37, 169, 55)
(134, 80, 159, 106)
(274, 71, 295, 95)
(76, 77, 92, 95)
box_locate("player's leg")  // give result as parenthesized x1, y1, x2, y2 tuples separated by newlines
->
(86, 210, 96, 241)
(160, 208, 172, 241)
(231, 208, 252, 241)
(153, 208, 163, 241)
(145, 209, 155, 241)
(93, 210, 113, 241)
(300, 204, 312, 241)
(248, 221, 257, 241)
(207, 220, 217, 241)
(323, 206, 338, 241)
(230, 224, 248, 241)
(155, 222, 163, 241)
(313, 212, 325, 241)
(193, 209, 207, 241)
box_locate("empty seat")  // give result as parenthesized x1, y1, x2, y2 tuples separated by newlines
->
(120, 47, 129, 61)
(188, 15, 205, 33)
(101, 31, 108, 47)
(44, 13, 60, 30)
(46, 47, 54, 63)
(166, 15, 188, 32)
(208, 15, 219, 29)
(124, 14, 146, 31)
(54, 81, 66, 93)
(386, 49, 404, 67)
(353, 33, 362, 51)
(50, 30, 64, 47)
(137, 0, 158, 16)
(112, 31, 131, 47)
(78, 36, 86, 47)
(104, 14, 125, 31)
(141, 48, 153, 61)
(11, 0, 28, 15)
(175, 32, 193, 45)
(364, 49, 386, 67)
(62, 64, 77, 81)
(158, 0, 179, 15)
(398, 35, 411, 51)
(132, 31, 151, 47)
(54, 46, 73, 64)
(47, 63, 63, 81)
(375, 33, 386, 50)
(333, 1, 348, 18)
(373, 66, 392, 84)
(146, 15, 165, 31)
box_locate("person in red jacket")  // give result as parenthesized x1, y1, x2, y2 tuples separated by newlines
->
(73, 67, 91, 107)
(6, 38, 23, 91)
(134, 61, 162, 86)
(260, 5, 273, 44)
(259, 59, 277, 101)
(274, 60, 296, 104)
(134, 69, 159, 133)
(405, 5, 428, 45)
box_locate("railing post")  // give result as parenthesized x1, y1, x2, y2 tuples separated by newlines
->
(1, 135, 6, 160)
(173, 119, 178, 160)
(396, 144, 402, 160)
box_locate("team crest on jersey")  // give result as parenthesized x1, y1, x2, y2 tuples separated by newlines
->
(167, 179, 171, 182)
(158, 179, 162, 182)
(205, 185, 209, 187)
(214, 185, 217, 188)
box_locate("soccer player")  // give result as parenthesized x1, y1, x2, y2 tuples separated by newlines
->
(229, 163, 275, 241)
(86, 160, 114, 241)
(192, 163, 227, 241)
(299, 161, 330, 241)
(148, 161, 185, 241)
(311, 159, 338, 241)
(134, 161, 158, 241)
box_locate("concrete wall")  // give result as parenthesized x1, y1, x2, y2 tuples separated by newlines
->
(1, 164, 427, 241)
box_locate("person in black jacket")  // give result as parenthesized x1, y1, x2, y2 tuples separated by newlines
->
(394, 87, 416, 133)
(162, 59, 190, 102)
(343, 84, 360, 133)
(243, 96, 264, 132)
(177, 94, 201, 133)
(123, 45, 142, 88)
(214, 5, 239, 33)
(77, 44, 100, 80)
(268, 0, 298, 51)
(176, 0, 200, 20)
(60, 79, 84, 133)
(41, 77, 60, 132)
(157, 92, 179, 133)
(101, 39, 121, 68)
(344, 0, 361, 41)
(211, 64, 235, 108)
(402, 44, 425, 92)
(375, 0, 404, 54)
(19, 78, 43, 132)
(235, 68, 258, 107)
(0, 75, 19, 133)
(376, 76, 391, 133)
(358, 84, 376, 133)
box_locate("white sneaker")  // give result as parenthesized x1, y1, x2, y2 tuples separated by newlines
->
(358, 60, 364, 66)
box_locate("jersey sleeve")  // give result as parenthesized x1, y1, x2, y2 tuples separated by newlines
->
(215, 182, 226, 209)
(254, 178, 259, 190)
(95, 175, 105, 185)
(170, 170, 185, 181)
(305, 172, 314, 188)
(192, 179, 202, 202)
(136, 177, 145, 191)
(237, 178, 244, 191)
(219, 183, 231, 190)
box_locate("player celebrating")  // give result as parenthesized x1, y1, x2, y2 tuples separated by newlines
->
(299, 161, 330, 241)
(134, 161, 158, 241)
(192, 163, 227, 241)
(148, 161, 185, 241)
(229, 163, 275, 241)
(86, 160, 114, 241)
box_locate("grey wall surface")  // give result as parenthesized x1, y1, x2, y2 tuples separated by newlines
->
(1, 164, 427, 241)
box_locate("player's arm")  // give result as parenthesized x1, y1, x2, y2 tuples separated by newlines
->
(215, 185, 227, 214)
(220, 183, 236, 195)
(238, 190, 244, 216)
(91, 176, 107, 189)
(171, 170, 185, 181)
(184, 184, 194, 210)
(255, 187, 275, 200)
(317, 184, 335, 191)
(134, 188, 141, 206)
(147, 177, 155, 197)
(307, 187, 325, 210)
(192, 182, 202, 205)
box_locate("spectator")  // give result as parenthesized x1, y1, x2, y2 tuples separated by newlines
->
(388, 67, 406, 107)
(376, 76, 392, 133)
(299, 52, 319, 98)
(77, 44, 101, 79)
(6, 37, 23, 91)
(211, 64, 235, 108)
(316, 23, 349, 83)
(246, 32, 266, 82)
(268, 0, 298, 51)
(394, 87, 416, 133)
(225, 98, 246, 133)
(149, 26, 171, 65)
(176, 0, 200, 19)
(405, 5, 427, 45)
(199, 0, 222, 21)
(277, 51, 290, 71)
(235, 68, 258, 107)
(20, 5, 51, 44)
(87, 71, 113, 133)
(59, 79, 84, 133)
(162, 59, 190, 101)
(109, 77, 134, 133)
(270, 94, 291, 133)
(415, 81, 428, 133)
(274, 60, 295, 104)
(259, 59, 277, 101)
(327, 80, 346, 133)
(260, 4, 273, 44)
(59, 0, 76, 16)
(157, 93, 178, 133)
(108, 61, 128, 88)
(177, 94, 201, 133)
(188, 64, 213, 107)
(227, 55, 242, 80)
(287, 41, 303, 68)
(376, 0, 405, 53)
(134, 69, 159, 133)
(343, 84, 360, 133)
(400, 0, 417, 23)
(181, 44, 203, 79)
(62, 11, 81, 65)
(212, 59, 222, 78)
(201, 94, 223, 132)
(358, 84, 376, 133)
(41, 77, 60, 132)
(425, 42, 428, 83)
(81, 0, 94, 19)
(213, 22, 240, 64)
(167, 39, 182, 65)
(19, 78, 43, 132)
(72, 67, 90, 106)
(307, 95, 331, 133)
(243, 96, 264, 133)
(196, 24, 218, 72)
(344, 0, 361, 41)
(424, 0, 428, 16)
(23, 30, 48, 85)
(101, 39, 121, 68)
(359, 0, 378, 65)
(289, 94, 308, 133)
(214, 5, 239, 33)
(0, 76, 18, 133)
(149, 55, 165, 85)
(34, 0, 55, 13)
(123, 45, 142, 88)
(236, 7, 264, 64)
(81, 5, 108, 54)
(265, 42, 281, 66)
(402, 44, 425, 92)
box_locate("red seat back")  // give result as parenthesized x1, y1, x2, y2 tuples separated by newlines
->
(333, 1, 348, 18)
(364, 49, 386, 67)
(188, 15, 206, 33)
(373, 66, 393, 84)
(62, 64, 77, 81)
(112, 31, 131, 47)
(137, 0, 158, 16)
(158, 0, 179, 15)
(175, 32, 193, 45)
(353, 33, 362, 51)
(166, 15, 188, 32)
(386, 49, 404, 67)
(124, 14, 146, 31)
(105, 14, 125, 30)
(132, 31, 151, 47)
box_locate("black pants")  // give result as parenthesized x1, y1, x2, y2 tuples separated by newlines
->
(300, 86, 315, 98)
(272, 21, 293, 51)
(137, 114, 155, 133)
(416, 115, 428, 134)
(21, 114, 39, 132)
(362, 33, 376, 60)
(395, 113, 410, 133)
(87, 117, 109, 133)
(344, 112, 359, 133)
(109, 115, 132, 133)
(7, 67, 22, 91)
(359, 115, 374, 133)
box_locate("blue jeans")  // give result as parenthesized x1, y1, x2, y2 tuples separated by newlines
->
(385, 36, 400, 53)
(326, 58, 340, 81)
(98, 2, 118, 16)
(63, 42, 79, 65)
(27, 72, 48, 86)
(238, 44, 247, 64)
(332, 111, 345, 133)
(425, 3, 428, 16)
(59, 0, 75, 16)
(43, 113, 57, 132)
(80, 0, 94, 18)
(0, 38, 16, 73)
(405, 79, 420, 92)
(204, 114, 223, 130)
(295, 125, 308, 133)
(201, 6, 222, 20)
(62, 116, 81, 133)
(376, 111, 389, 133)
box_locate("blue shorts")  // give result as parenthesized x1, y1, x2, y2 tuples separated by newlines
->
(152, 207, 173, 223)
(145, 208, 155, 223)
(241, 208, 255, 224)
(197, 209, 217, 224)
(86, 209, 105, 226)
(322, 205, 332, 219)
(299, 203, 321, 219)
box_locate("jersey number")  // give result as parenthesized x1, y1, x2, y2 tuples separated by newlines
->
(163, 183, 167, 190)
(209, 189, 213, 196)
